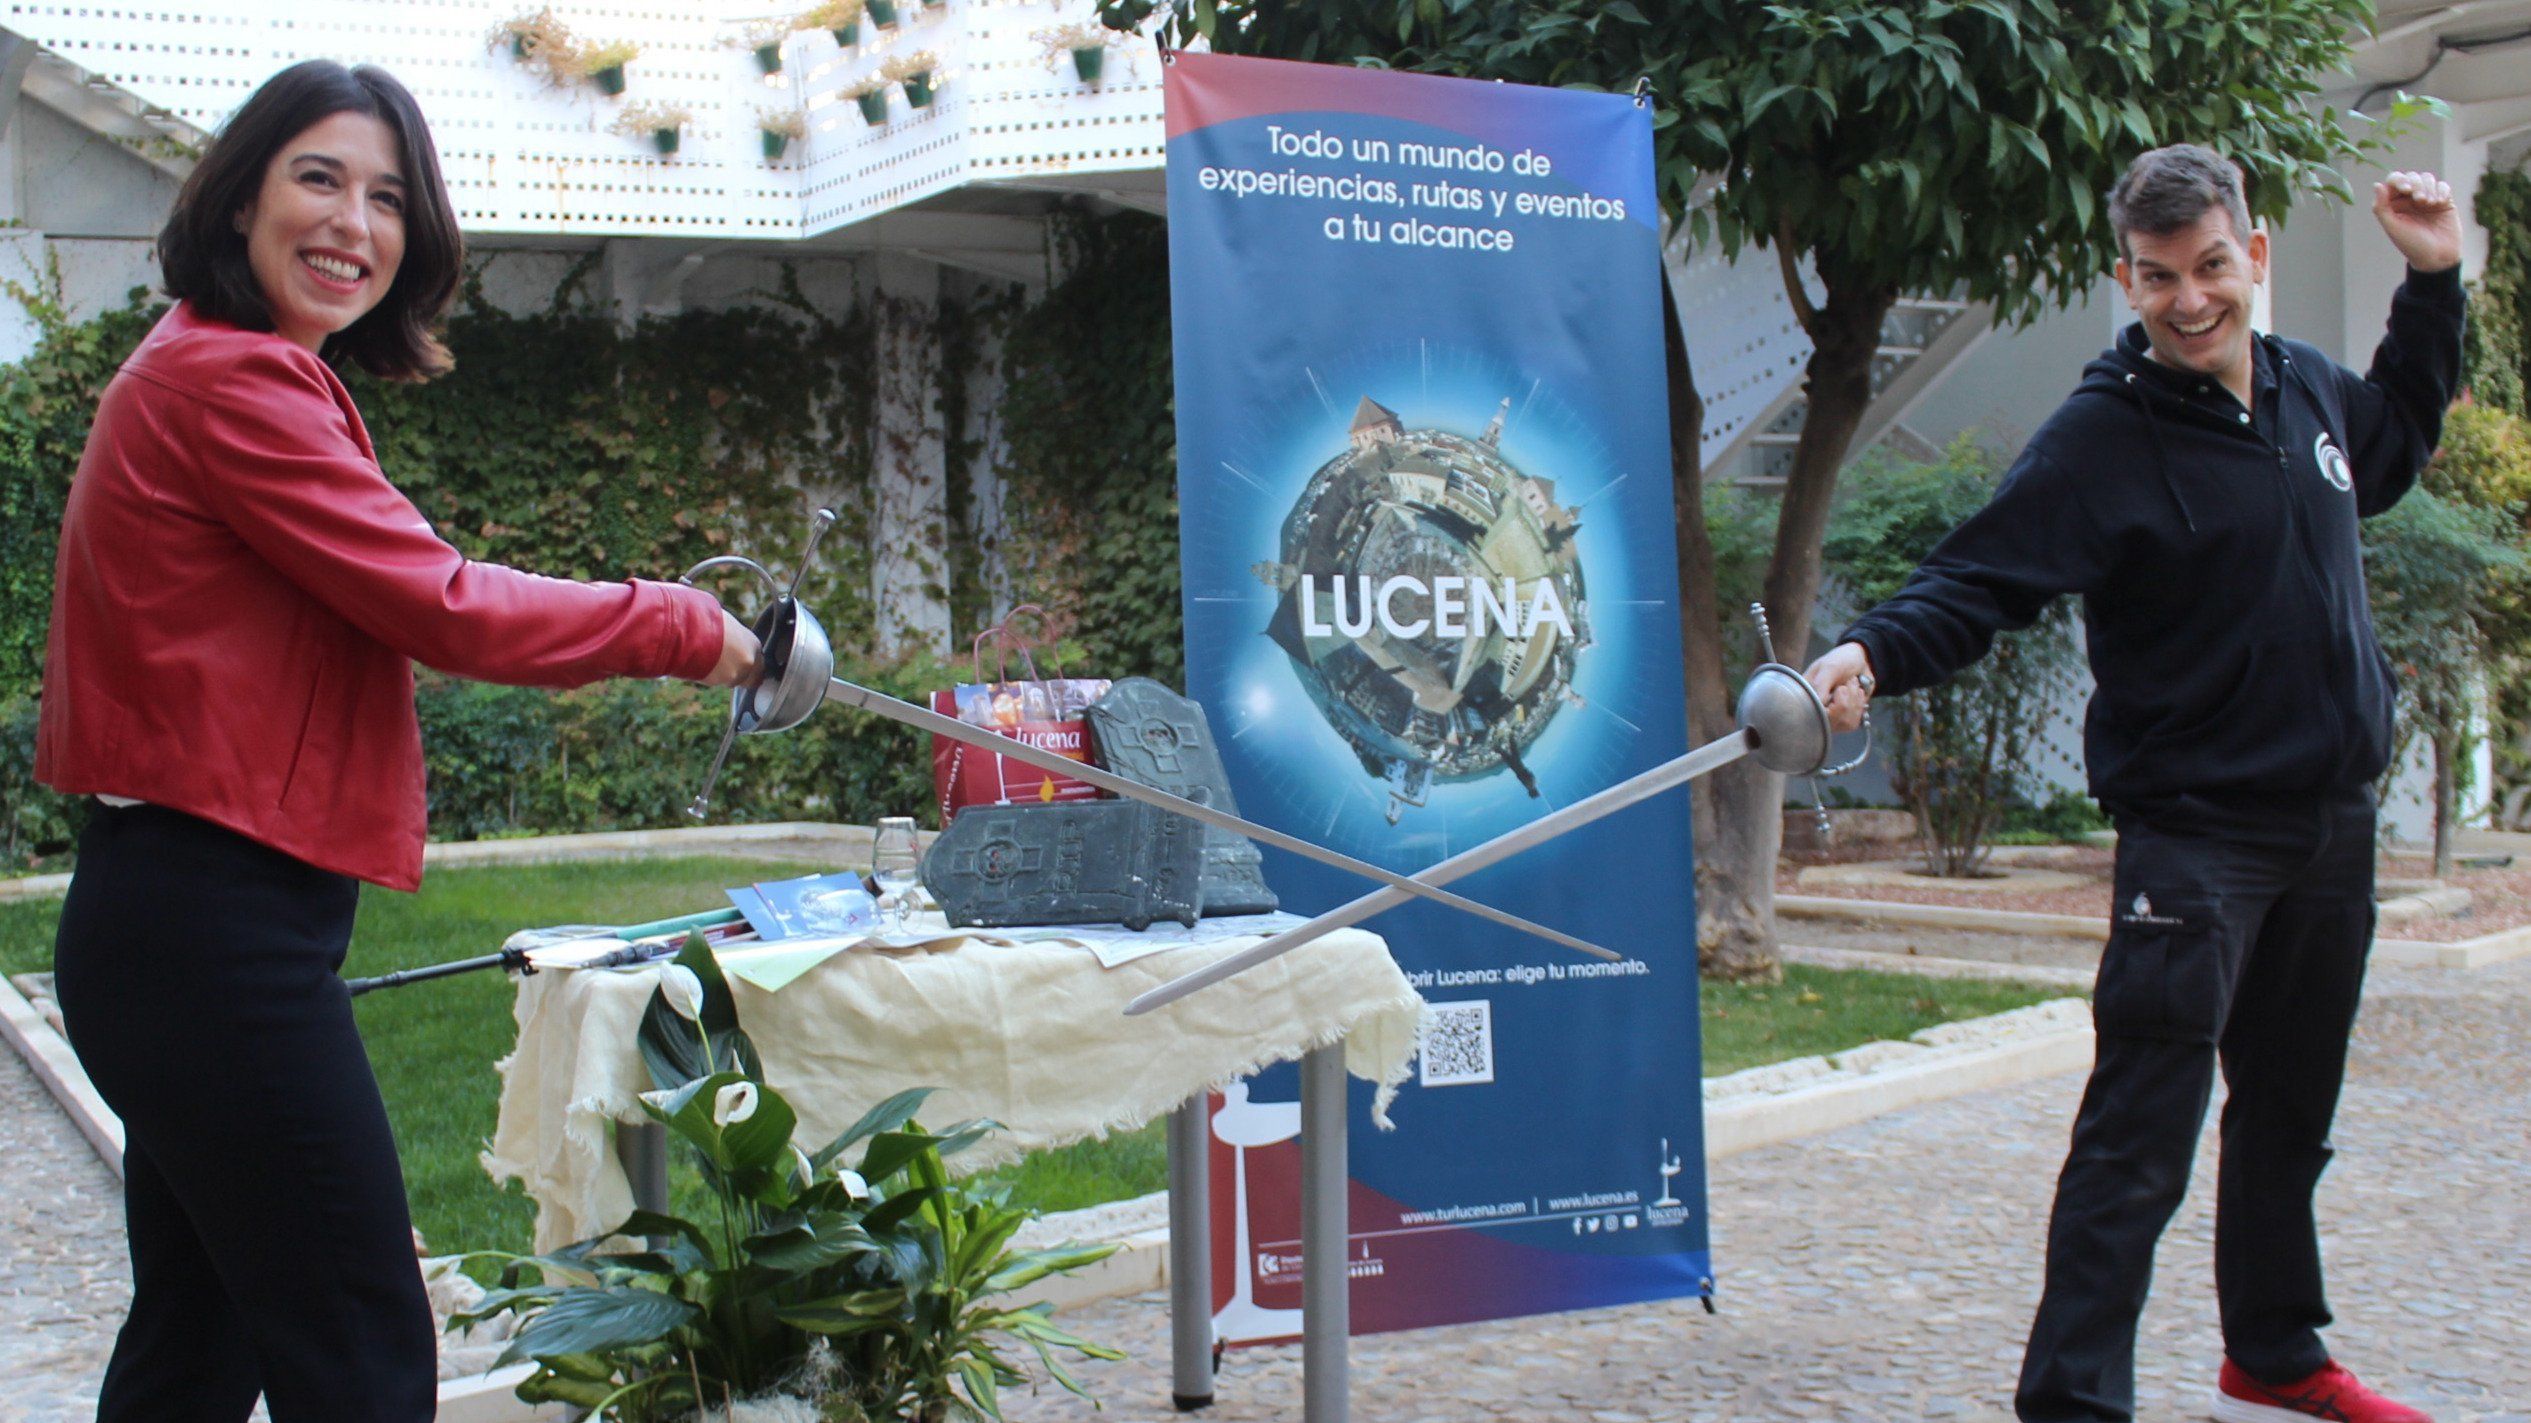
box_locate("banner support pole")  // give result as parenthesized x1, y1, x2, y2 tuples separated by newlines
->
(1300, 1045, 1350, 1423)
(1168, 1098, 1216, 1411)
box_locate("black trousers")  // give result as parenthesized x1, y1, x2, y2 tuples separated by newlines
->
(2016, 788, 2377, 1422)
(51, 804, 436, 1423)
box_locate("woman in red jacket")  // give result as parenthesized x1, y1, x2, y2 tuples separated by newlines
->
(36, 62, 761, 1422)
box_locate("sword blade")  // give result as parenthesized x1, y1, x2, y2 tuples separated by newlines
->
(1125, 728, 1757, 1016)
(825, 677, 1617, 961)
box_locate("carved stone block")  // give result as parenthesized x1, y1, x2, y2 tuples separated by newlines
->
(1086, 677, 1279, 917)
(921, 800, 1203, 932)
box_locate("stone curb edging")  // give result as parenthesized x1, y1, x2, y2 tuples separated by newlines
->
(0, 821, 872, 903)
(0, 972, 121, 1172)
(1778, 893, 2108, 941)
(418, 821, 870, 871)
(1779, 942, 2097, 989)
(1777, 893, 2531, 971)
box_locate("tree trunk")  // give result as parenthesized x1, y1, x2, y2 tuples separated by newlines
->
(1760, 281, 1900, 662)
(1664, 273, 1782, 982)
(2434, 733, 2455, 881)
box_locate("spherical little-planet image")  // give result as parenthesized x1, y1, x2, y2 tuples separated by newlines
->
(1252, 394, 1593, 824)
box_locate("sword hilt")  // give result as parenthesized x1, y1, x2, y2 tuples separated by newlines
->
(1748, 602, 1779, 666)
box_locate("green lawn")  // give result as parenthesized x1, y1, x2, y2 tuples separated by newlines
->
(1701, 963, 2073, 1075)
(0, 857, 2074, 1262)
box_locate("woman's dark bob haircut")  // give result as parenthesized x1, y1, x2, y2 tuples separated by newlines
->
(158, 61, 462, 382)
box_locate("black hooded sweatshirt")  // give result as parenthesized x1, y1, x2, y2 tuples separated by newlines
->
(1839, 266, 2465, 813)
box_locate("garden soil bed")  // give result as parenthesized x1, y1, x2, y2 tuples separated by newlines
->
(1779, 841, 2531, 944)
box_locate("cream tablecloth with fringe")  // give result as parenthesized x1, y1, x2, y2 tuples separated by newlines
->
(483, 923, 1421, 1251)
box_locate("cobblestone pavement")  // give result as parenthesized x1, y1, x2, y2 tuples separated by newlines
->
(0, 1047, 124, 1423)
(1007, 957, 2531, 1423)
(3, 958, 2523, 1423)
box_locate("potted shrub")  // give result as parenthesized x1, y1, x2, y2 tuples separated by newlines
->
(882, 51, 941, 109)
(566, 39, 640, 96)
(610, 101, 692, 156)
(451, 942, 1123, 1421)
(803, 0, 866, 49)
(866, 0, 901, 30)
(758, 106, 807, 161)
(1033, 21, 1114, 84)
(845, 74, 890, 126)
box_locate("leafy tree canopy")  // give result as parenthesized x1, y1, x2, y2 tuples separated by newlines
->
(1109, 0, 2385, 326)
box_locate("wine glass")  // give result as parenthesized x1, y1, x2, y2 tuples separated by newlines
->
(872, 816, 922, 933)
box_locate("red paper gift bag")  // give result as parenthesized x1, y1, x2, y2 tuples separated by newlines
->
(930, 608, 1111, 823)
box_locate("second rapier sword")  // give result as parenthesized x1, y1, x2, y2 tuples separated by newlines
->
(824, 676, 1617, 962)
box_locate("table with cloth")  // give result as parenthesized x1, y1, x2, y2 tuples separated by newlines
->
(482, 909, 1420, 1420)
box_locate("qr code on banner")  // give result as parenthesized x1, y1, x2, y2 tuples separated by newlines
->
(1419, 1000, 1495, 1087)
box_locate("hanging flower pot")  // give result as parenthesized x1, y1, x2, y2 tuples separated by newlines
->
(1033, 25, 1113, 85)
(830, 20, 859, 47)
(611, 102, 691, 157)
(855, 89, 888, 125)
(759, 105, 806, 159)
(866, 0, 899, 28)
(491, 8, 569, 73)
(568, 40, 639, 96)
(754, 42, 784, 74)
(882, 52, 941, 110)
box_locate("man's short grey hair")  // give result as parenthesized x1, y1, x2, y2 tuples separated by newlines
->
(2108, 144, 2252, 260)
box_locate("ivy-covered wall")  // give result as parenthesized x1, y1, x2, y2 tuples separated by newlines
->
(0, 260, 955, 867)
(0, 220, 1194, 870)
(992, 212, 1184, 686)
(2471, 169, 2530, 417)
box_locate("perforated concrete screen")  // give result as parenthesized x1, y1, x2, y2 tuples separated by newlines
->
(2, 0, 1166, 241)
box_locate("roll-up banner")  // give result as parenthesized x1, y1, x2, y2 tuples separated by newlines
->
(1162, 50, 1711, 1339)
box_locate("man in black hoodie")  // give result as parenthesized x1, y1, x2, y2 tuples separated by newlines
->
(1806, 145, 2465, 1423)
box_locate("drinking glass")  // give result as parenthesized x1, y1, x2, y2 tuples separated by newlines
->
(872, 816, 922, 932)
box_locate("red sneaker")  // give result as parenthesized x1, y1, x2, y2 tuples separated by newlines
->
(2214, 1359, 2434, 1423)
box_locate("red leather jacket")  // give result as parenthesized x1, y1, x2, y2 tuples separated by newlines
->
(36, 303, 724, 890)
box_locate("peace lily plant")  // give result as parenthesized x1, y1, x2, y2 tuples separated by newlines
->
(452, 936, 1121, 1421)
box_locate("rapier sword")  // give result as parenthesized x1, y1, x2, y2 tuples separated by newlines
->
(1123, 605, 1852, 1014)
(1124, 727, 1756, 1014)
(823, 675, 1621, 962)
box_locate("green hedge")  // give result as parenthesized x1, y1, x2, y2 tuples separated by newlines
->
(2, 653, 956, 871)
(416, 655, 951, 841)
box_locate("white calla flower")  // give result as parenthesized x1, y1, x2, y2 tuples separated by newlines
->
(789, 1144, 815, 1187)
(657, 966, 706, 1022)
(832, 1165, 870, 1201)
(712, 1080, 759, 1127)
(637, 1088, 679, 1113)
